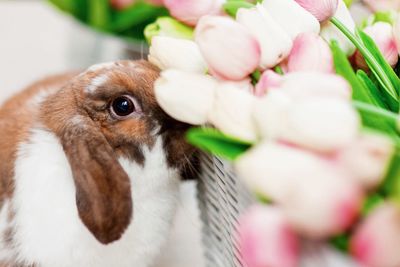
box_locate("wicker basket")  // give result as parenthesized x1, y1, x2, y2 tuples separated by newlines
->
(196, 154, 361, 267)
(197, 153, 254, 267)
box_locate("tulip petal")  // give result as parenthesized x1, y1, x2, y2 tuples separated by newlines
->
(287, 32, 334, 73)
(154, 70, 217, 125)
(351, 203, 400, 267)
(294, 0, 339, 22)
(195, 16, 261, 81)
(149, 36, 207, 73)
(208, 83, 258, 142)
(237, 5, 293, 69)
(338, 132, 394, 189)
(238, 205, 300, 267)
(320, 0, 356, 56)
(262, 0, 320, 40)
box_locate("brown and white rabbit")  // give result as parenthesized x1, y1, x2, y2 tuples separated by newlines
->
(0, 60, 195, 267)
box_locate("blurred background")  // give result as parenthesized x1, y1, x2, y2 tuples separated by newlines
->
(0, 1, 204, 266)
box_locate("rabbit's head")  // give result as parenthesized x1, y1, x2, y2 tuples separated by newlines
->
(40, 60, 195, 245)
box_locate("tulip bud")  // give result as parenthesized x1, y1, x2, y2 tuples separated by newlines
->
(351, 203, 400, 267)
(262, 0, 320, 40)
(364, 0, 400, 12)
(148, 36, 207, 73)
(254, 94, 359, 152)
(144, 17, 194, 44)
(195, 16, 261, 81)
(338, 133, 394, 189)
(280, 72, 352, 100)
(154, 70, 217, 125)
(238, 205, 300, 267)
(235, 142, 363, 238)
(321, 0, 356, 56)
(294, 0, 339, 22)
(355, 22, 398, 69)
(236, 142, 333, 202)
(253, 91, 292, 140)
(164, 0, 224, 26)
(236, 5, 293, 69)
(286, 32, 334, 73)
(254, 70, 283, 97)
(282, 171, 363, 238)
(283, 98, 360, 152)
(208, 83, 257, 142)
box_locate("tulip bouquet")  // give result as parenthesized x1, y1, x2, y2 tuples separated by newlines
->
(145, 0, 400, 266)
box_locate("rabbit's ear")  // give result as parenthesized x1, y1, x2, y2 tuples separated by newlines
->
(59, 115, 132, 245)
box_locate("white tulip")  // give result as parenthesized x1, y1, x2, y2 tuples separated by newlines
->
(338, 133, 394, 189)
(154, 70, 217, 125)
(208, 83, 257, 142)
(235, 142, 330, 202)
(280, 72, 352, 100)
(281, 98, 360, 152)
(253, 91, 292, 140)
(254, 94, 360, 152)
(236, 5, 293, 69)
(148, 36, 207, 73)
(262, 0, 320, 40)
(321, 0, 356, 56)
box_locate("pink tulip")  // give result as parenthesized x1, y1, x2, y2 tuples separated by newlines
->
(254, 70, 283, 97)
(195, 16, 261, 81)
(338, 133, 394, 189)
(236, 142, 364, 239)
(238, 205, 300, 267)
(286, 32, 334, 73)
(164, 0, 224, 26)
(294, 0, 339, 22)
(351, 203, 400, 267)
(282, 170, 363, 238)
(355, 22, 399, 69)
(364, 0, 400, 12)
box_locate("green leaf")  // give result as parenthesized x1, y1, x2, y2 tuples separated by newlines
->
(331, 41, 377, 105)
(363, 194, 385, 215)
(223, 1, 254, 17)
(48, 0, 88, 21)
(186, 127, 253, 161)
(358, 30, 400, 102)
(356, 70, 388, 109)
(88, 0, 110, 29)
(330, 17, 399, 111)
(330, 234, 350, 252)
(381, 150, 400, 200)
(109, 3, 168, 32)
(144, 17, 194, 44)
(353, 101, 399, 138)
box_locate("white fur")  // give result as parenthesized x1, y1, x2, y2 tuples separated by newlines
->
(85, 74, 109, 94)
(0, 201, 15, 262)
(87, 62, 117, 72)
(10, 128, 180, 267)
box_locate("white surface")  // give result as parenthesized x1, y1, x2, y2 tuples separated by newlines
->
(0, 1, 204, 267)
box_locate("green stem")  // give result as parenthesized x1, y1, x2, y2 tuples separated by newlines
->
(353, 101, 399, 123)
(330, 17, 397, 100)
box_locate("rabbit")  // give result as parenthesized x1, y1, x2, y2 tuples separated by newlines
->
(0, 60, 196, 267)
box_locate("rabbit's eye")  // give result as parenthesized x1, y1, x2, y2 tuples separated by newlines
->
(110, 95, 139, 119)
